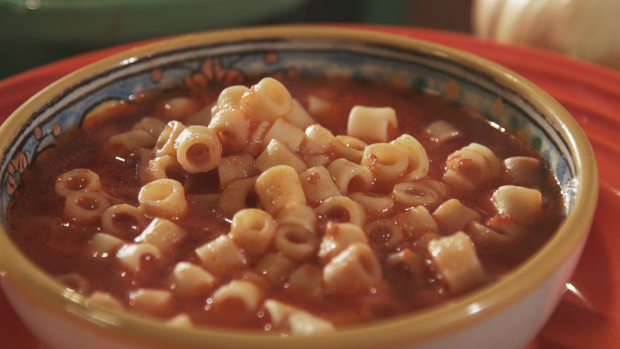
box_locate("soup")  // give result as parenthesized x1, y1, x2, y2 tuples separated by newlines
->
(6, 75, 565, 335)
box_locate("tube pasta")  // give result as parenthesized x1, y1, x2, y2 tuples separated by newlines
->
(175, 125, 222, 173)
(132, 117, 166, 138)
(299, 166, 341, 205)
(465, 221, 512, 253)
(492, 185, 543, 224)
(304, 154, 331, 168)
(264, 299, 335, 335)
(155, 121, 186, 158)
(318, 222, 367, 265)
(327, 158, 374, 195)
(85, 291, 124, 310)
(217, 177, 259, 218)
(229, 208, 276, 259)
(129, 288, 173, 317)
(315, 196, 366, 227)
(141, 155, 183, 185)
(392, 181, 442, 209)
(212, 85, 250, 115)
(55, 168, 102, 197)
(64, 190, 111, 224)
(263, 117, 306, 152)
(218, 154, 256, 189)
(109, 130, 157, 152)
(161, 96, 197, 120)
(428, 232, 487, 294)
(210, 280, 263, 311)
(255, 139, 307, 174)
(361, 143, 408, 183)
(274, 225, 318, 262)
(56, 273, 90, 294)
(240, 77, 293, 122)
(299, 124, 337, 155)
(101, 204, 147, 238)
(116, 243, 162, 272)
(432, 199, 480, 235)
(395, 206, 439, 238)
(253, 252, 295, 283)
(323, 242, 382, 295)
(208, 108, 249, 155)
(138, 179, 188, 219)
(307, 95, 332, 114)
(186, 103, 214, 127)
(392, 134, 429, 180)
(503, 157, 541, 184)
(347, 106, 397, 144)
(365, 218, 403, 250)
(195, 235, 247, 274)
(349, 192, 394, 217)
(170, 262, 216, 296)
(284, 99, 316, 129)
(255, 165, 306, 215)
(444, 143, 500, 190)
(89, 233, 125, 257)
(334, 135, 366, 164)
(275, 203, 318, 235)
(424, 120, 462, 144)
(385, 249, 425, 276)
(166, 314, 194, 328)
(247, 121, 270, 157)
(135, 218, 188, 253)
(288, 263, 323, 296)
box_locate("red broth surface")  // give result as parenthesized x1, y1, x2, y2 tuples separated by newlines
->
(6, 75, 565, 331)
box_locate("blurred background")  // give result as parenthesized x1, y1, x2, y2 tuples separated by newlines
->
(0, 0, 473, 80)
(1, 0, 618, 80)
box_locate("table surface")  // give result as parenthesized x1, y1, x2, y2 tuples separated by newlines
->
(1, 25, 619, 349)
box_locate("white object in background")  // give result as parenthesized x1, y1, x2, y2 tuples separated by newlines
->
(472, 0, 620, 70)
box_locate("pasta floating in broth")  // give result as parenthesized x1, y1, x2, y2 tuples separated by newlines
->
(6, 75, 565, 335)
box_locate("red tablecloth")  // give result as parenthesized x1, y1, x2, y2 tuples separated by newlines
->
(1, 25, 619, 349)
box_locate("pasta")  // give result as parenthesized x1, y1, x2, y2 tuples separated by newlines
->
(240, 77, 293, 122)
(347, 106, 397, 143)
(323, 242, 382, 295)
(175, 125, 222, 173)
(229, 208, 276, 259)
(170, 262, 216, 296)
(207, 108, 249, 155)
(255, 139, 308, 174)
(55, 168, 102, 197)
(428, 232, 487, 294)
(255, 165, 306, 215)
(138, 179, 188, 220)
(327, 158, 374, 195)
(8, 75, 565, 334)
(101, 204, 147, 238)
(298, 166, 342, 204)
(361, 143, 409, 183)
(263, 117, 306, 152)
(218, 154, 256, 189)
(134, 218, 188, 253)
(64, 190, 111, 224)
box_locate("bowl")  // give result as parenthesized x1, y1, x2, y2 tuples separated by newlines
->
(0, 26, 598, 349)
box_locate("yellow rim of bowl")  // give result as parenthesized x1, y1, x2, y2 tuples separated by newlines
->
(0, 25, 599, 349)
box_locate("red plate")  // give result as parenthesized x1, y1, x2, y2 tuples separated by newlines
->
(1, 25, 619, 349)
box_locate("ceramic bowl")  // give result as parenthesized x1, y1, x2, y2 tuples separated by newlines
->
(0, 26, 598, 349)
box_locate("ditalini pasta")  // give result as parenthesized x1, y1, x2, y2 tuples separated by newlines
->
(8, 75, 565, 335)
